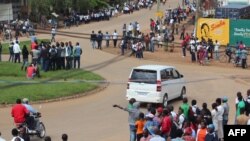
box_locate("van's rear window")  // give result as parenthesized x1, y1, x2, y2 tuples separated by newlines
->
(130, 69, 157, 84)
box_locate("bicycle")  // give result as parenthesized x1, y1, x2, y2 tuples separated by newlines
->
(219, 52, 235, 64)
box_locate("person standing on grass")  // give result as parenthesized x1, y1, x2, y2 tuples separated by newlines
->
(0, 41, 2, 62)
(21, 45, 29, 71)
(13, 41, 21, 63)
(73, 42, 82, 69)
(51, 27, 56, 42)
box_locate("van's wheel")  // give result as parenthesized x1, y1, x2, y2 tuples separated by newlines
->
(179, 87, 186, 100)
(162, 94, 168, 108)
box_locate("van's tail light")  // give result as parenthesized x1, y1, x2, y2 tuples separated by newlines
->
(157, 80, 161, 92)
(127, 78, 131, 89)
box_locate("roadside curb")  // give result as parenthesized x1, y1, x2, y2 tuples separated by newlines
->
(0, 82, 109, 108)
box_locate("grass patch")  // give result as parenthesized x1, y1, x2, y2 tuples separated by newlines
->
(1, 39, 50, 54)
(0, 62, 104, 104)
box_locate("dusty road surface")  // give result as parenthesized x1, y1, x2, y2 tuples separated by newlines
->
(0, 1, 250, 141)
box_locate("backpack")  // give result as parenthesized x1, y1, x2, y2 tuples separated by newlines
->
(196, 107, 201, 116)
(50, 48, 57, 58)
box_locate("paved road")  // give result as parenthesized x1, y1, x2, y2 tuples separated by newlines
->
(1, 1, 250, 141)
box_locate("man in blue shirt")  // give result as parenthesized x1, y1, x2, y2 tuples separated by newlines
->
(22, 98, 38, 130)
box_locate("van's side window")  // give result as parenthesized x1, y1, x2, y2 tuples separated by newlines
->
(161, 70, 168, 81)
(165, 69, 173, 80)
(172, 69, 180, 79)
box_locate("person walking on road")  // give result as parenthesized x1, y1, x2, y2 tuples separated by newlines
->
(113, 30, 118, 47)
(97, 30, 103, 50)
(90, 31, 97, 49)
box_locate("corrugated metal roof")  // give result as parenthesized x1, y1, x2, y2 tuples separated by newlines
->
(221, 4, 250, 9)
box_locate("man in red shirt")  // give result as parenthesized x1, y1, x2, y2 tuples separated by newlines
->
(11, 98, 29, 125)
(161, 109, 172, 139)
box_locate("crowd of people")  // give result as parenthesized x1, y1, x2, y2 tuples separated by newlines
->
(7, 38, 83, 79)
(185, 36, 249, 68)
(114, 89, 250, 141)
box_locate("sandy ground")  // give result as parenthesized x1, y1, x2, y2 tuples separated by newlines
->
(0, 1, 250, 141)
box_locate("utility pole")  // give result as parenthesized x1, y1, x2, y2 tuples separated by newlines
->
(194, 0, 201, 38)
(157, 0, 160, 12)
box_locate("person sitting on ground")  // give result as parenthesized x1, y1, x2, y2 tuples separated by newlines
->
(26, 63, 40, 79)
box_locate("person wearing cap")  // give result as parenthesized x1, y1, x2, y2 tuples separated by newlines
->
(222, 96, 229, 126)
(22, 98, 38, 130)
(205, 124, 219, 141)
(144, 113, 157, 136)
(182, 127, 195, 141)
(22, 98, 37, 114)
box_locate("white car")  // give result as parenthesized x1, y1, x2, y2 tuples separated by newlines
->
(126, 65, 186, 107)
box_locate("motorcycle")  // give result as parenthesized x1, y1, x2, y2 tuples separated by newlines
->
(17, 112, 46, 138)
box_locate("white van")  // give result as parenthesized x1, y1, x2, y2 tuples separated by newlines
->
(126, 65, 186, 107)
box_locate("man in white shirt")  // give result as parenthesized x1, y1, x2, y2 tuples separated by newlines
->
(128, 23, 133, 36)
(214, 40, 220, 60)
(13, 41, 21, 63)
(216, 98, 224, 140)
(113, 30, 118, 47)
